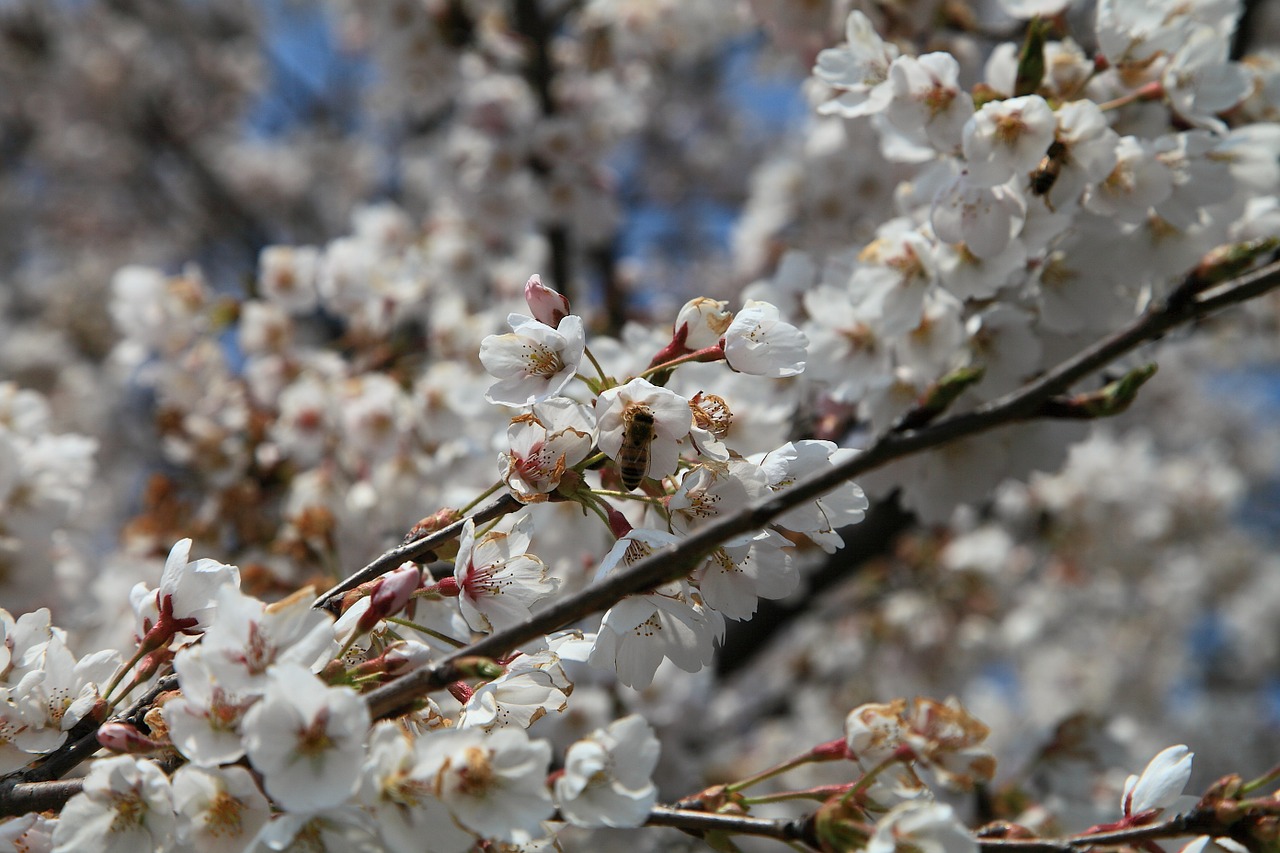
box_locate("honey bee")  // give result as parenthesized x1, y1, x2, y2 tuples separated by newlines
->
(617, 406, 657, 491)
(1029, 140, 1067, 204)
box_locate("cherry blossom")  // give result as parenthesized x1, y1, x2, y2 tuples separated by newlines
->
(447, 515, 558, 634)
(674, 297, 734, 349)
(129, 539, 240, 650)
(814, 11, 900, 118)
(595, 379, 693, 487)
(198, 586, 335, 693)
(459, 648, 572, 730)
(692, 529, 795, 620)
(722, 300, 808, 378)
(884, 53, 973, 156)
(479, 313, 586, 407)
(429, 727, 555, 844)
(867, 801, 978, 853)
(931, 177, 1027, 260)
(162, 646, 258, 767)
(171, 765, 270, 853)
(358, 723, 475, 853)
(241, 663, 370, 812)
(962, 96, 1058, 188)
(753, 441, 869, 553)
(586, 532, 725, 688)
(51, 756, 175, 853)
(1122, 744, 1194, 817)
(555, 714, 659, 828)
(498, 398, 595, 502)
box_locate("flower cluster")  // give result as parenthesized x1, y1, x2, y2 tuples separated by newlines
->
(0, 2, 1277, 851)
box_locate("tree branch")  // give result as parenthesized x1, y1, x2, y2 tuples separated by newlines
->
(361, 256, 1280, 719)
(0, 673, 179, 817)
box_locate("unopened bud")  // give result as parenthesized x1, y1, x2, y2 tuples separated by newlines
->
(1041, 364, 1157, 419)
(675, 297, 733, 350)
(813, 794, 868, 853)
(524, 274, 571, 327)
(359, 563, 421, 632)
(97, 722, 163, 755)
(604, 502, 633, 539)
(406, 507, 463, 543)
(1181, 238, 1280, 300)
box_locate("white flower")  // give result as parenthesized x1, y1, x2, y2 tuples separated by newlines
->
(674, 297, 734, 349)
(931, 176, 1027, 259)
(1085, 135, 1174, 223)
(12, 633, 117, 753)
(1096, 0, 1188, 64)
(962, 96, 1057, 188)
(459, 649, 572, 731)
(1122, 744, 1194, 816)
(668, 462, 768, 535)
(693, 530, 795, 621)
(0, 813, 54, 853)
(1167, 25, 1244, 129)
(130, 538, 240, 647)
(257, 245, 320, 314)
(499, 398, 594, 502)
(200, 586, 335, 693)
(453, 515, 559, 633)
(802, 285, 892, 404)
(595, 378, 693, 486)
(589, 532, 723, 688)
(172, 765, 270, 853)
(430, 727, 555, 844)
(556, 715, 659, 828)
(1040, 100, 1120, 210)
(867, 801, 978, 853)
(753, 441, 870, 554)
(359, 723, 475, 853)
(52, 756, 175, 853)
(270, 372, 335, 466)
(479, 313, 586, 407)
(814, 11, 899, 118)
(850, 219, 938, 337)
(337, 373, 411, 463)
(110, 265, 206, 355)
(884, 53, 973, 155)
(723, 300, 808, 378)
(242, 663, 370, 812)
(163, 645, 258, 767)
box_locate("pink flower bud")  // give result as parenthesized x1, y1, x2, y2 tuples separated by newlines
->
(358, 563, 421, 632)
(524, 274, 571, 327)
(97, 722, 163, 754)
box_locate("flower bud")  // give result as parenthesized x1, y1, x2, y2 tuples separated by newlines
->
(674, 297, 733, 349)
(524, 274, 571, 327)
(358, 563, 422, 632)
(97, 722, 163, 755)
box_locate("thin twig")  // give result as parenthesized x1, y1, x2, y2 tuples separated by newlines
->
(647, 804, 811, 842)
(312, 493, 521, 610)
